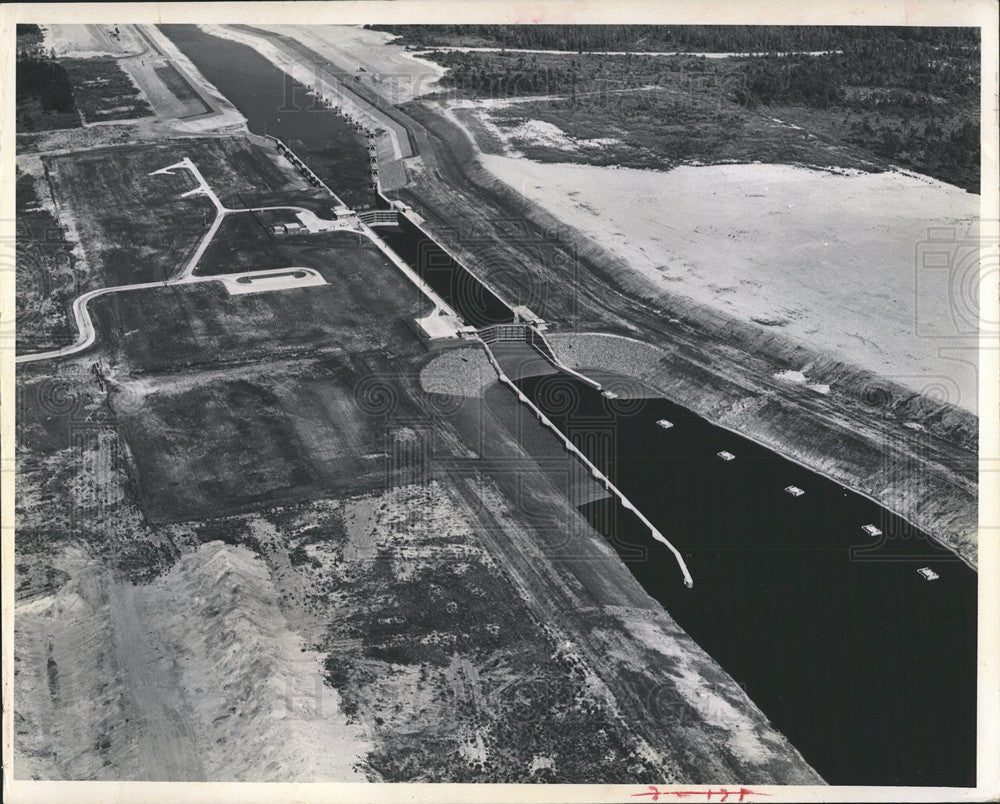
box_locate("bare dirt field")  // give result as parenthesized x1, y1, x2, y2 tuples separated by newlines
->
(254, 24, 446, 104)
(477, 156, 981, 414)
(41, 24, 139, 59)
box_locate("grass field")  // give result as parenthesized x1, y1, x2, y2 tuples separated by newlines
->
(112, 354, 459, 523)
(15, 170, 79, 352)
(46, 142, 213, 287)
(88, 233, 429, 371)
(42, 137, 335, 289)
(196, 210, 404, 273)
(193, 213, 378, 277)
(84, 218, 441, 522)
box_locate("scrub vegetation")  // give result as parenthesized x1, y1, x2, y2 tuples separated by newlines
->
(384, 25, 980, 191)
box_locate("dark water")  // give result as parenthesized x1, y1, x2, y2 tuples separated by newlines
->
(517, 373, 976, 787)
(377, 219, 514, 328)
(159, 25, 375, 209)
(155, 23, 976, 786)
(160, 23, 514, 328)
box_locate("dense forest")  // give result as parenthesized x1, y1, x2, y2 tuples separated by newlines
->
(16, 23, 43, 51)
(368, 24, 979, 55)
(394, 26, 980, 191)
(16, 24, 81, 131)
(738, 36, 978, 108)
(16, 57, 81, 131)
(17, 58, 75, 113)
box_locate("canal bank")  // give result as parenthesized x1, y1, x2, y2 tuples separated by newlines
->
(151, 23, 976, 787)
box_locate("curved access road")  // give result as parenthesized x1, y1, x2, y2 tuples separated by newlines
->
(16, 155, 458, 365)
(18, 159, 332, 365)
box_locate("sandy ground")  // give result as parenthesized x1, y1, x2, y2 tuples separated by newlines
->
(446, 101, 622, 157)
(259, 25, 446, 103)
(478, 155, 981, 413)
(113, 29, 212, 122)
(15, 541, 370, 781)
(42, 24, 141, 58)
(128, 25, 247, 136)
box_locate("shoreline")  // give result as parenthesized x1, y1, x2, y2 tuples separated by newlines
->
(549, 333, 978, 573)
(376, 93, 978, 567)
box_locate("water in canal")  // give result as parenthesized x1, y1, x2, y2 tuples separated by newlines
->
(516, 372, 976, 787)
(377, 218, 514, 328)
(159, 24, 376, 209)
(155, 22, 977, 786)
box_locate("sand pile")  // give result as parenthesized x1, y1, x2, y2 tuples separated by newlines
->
(139, 541, 371, 781)
(15, 541, 371, 782)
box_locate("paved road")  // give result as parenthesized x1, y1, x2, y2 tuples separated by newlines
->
(16, 157, 449, 365)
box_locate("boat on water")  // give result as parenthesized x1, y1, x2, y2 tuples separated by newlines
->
(917, 567, 940, 581)
(717, 450, 736, 461)
(784, 485, 805, 497)
(861, 524, 883, 537)
(657, 419, 674, 430)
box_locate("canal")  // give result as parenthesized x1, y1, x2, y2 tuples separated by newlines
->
(377, 217, 514, 328)
(154, 23, 977, 787)
(160, 24, 378, 210)
(517, 372, 976, 787)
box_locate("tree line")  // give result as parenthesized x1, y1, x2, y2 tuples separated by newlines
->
(369, 24, 978, 55)
(737, 34, 978, 110)
(17, 58, 77, 114)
